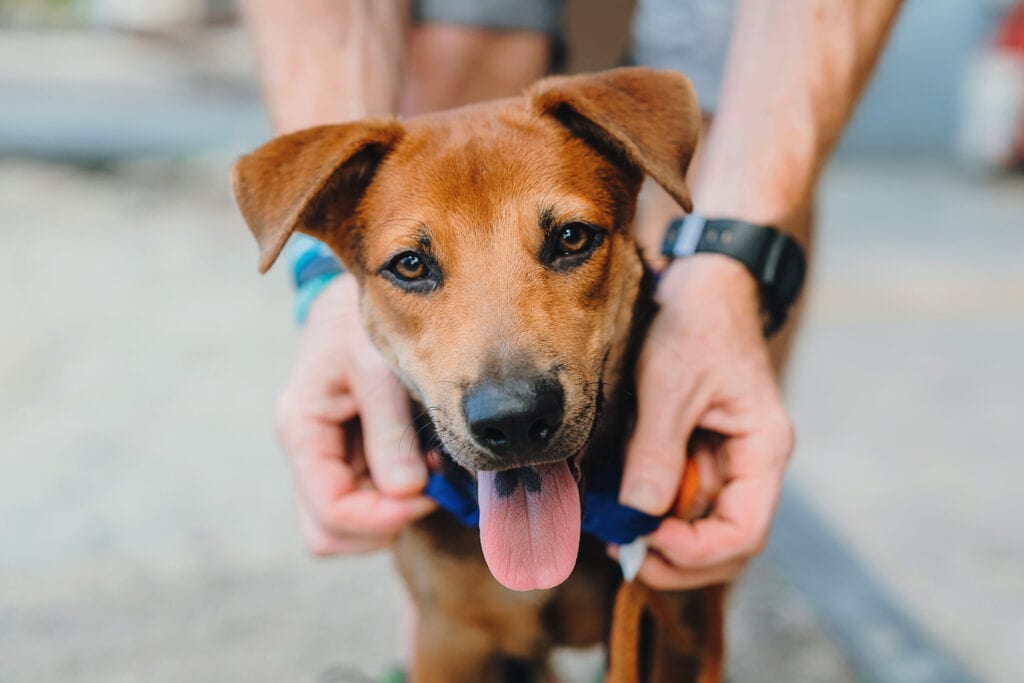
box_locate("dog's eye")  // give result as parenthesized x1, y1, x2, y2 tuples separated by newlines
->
(556, 223, 593, 256)
(380, 250, 440, 293)
(390, 252, 427, 281)
(543, 222, 604, 271)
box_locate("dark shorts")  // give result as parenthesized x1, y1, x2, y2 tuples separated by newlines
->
(412, 0, 737, 112)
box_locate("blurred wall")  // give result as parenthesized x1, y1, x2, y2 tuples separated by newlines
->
(0, 0, 1010, 161)
(564, 0, 1002, 158)
(839, 0, 999, 156)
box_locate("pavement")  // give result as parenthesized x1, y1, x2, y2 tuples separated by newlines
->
(791, 159, 1024, 682)
(2, 27, 1023, 683)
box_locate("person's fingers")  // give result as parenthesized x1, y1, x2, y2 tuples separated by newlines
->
(352, 365, 428, 495)
(646, 469, 780, 569)
(636, 549, 745, 590)
(296, 503, 394, 556)
(273, 275, 433, 554)
(620, 352, 705, 515)
(320, 488, 437, 536)
(277, 397, 362, 520)
(720, 406, 795, 480)
(283, 411, 434, 539)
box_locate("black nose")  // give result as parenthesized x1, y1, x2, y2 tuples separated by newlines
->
(463, 379, 564, 457)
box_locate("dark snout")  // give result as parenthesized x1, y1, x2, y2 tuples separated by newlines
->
(463, 377, 564, 463)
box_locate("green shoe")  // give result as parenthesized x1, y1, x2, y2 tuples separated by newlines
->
(379, 666, 406, 683)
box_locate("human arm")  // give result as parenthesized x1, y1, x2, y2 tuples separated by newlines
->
(242, 0, 434, 555)
(619, 0, 903, 588)
(243, 0, 407, 132)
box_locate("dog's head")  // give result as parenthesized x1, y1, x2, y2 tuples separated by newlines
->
(234, 68, 700, 590)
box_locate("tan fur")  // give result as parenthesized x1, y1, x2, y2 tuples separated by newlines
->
(233, 67, 721, 682)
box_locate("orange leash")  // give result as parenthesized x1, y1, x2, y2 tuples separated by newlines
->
(606, 457, 724, 683)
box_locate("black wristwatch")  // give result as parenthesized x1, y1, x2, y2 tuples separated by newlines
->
(661, 215, 806, 336)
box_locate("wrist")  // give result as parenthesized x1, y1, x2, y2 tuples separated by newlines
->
(659, 214, 807, 336)
(291, 237, 346, 325)
(300, 272, 353, 326)
(659, 254, 761, 321)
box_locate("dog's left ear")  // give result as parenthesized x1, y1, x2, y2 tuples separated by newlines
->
(531, 67, 701, 212)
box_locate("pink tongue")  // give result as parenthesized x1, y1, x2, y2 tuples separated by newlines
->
(477, 461, 581, 592)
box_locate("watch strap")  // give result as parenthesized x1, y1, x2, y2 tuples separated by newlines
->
(662, 215, 806, 336)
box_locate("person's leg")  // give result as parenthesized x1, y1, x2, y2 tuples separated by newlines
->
(403, 26, 551, 113)
(401, 0, 561, 115)
(242, 0, 409, 132)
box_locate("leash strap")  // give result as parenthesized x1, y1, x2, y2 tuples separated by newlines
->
(606, 457, 724, 683)
(607, 582, 724, 683)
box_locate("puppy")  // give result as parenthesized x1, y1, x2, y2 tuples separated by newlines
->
(233, 67, 721, 683)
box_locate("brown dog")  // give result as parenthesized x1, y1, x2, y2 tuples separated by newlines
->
(233, 67, 722, 682)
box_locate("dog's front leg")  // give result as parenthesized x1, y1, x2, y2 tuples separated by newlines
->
(645, 587, 724, 683)
(410, 611, 504, 683)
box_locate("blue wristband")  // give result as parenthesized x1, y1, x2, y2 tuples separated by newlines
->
(294, 271, 341, 325)
(287, 235, 345, 325)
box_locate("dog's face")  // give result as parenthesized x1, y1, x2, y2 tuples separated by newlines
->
(350, 107, 647, 473)
(233, 68, 700, 590)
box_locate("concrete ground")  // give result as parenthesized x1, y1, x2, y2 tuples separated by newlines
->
(2, 26, 1022, 683)
(792, 160, 1024, 682)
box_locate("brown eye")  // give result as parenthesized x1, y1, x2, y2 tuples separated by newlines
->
(391, 252, 427, 281)
(381, 250, 441, 293)
(543, 222, 604, 271)
(556, 223, 593, 255)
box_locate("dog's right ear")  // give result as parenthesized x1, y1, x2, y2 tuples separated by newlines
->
(530, 67, 700, 214)
(231, 120, 405, 273)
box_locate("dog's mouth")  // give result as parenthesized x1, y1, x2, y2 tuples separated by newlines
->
(423, 445, 588, 593)
(416, 389, 602, 593)
(459, 405, 598, 592)
(476, 458, 581, 592)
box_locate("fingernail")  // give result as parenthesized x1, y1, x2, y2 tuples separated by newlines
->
(621, 480, 662, 515)
(389, 463, 425, 490)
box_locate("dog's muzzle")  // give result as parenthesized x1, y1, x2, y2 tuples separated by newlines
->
(462, 377, 564, 466)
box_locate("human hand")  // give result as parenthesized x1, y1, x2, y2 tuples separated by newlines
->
(275, 274, 435, 556)
(616, 254, 795, 589)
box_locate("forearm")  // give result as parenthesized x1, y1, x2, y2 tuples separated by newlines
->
(242, 0, 408, 133)
(694, 0, 902, 228)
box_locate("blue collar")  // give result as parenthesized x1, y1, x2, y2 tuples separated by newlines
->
(424, 458, 664, 546)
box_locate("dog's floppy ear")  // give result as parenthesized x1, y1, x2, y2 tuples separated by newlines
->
(531, 67, 700, 212)
(231, 120, 405, 272)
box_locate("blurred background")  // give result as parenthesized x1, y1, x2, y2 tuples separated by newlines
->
(1, 1, 1022, 682)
